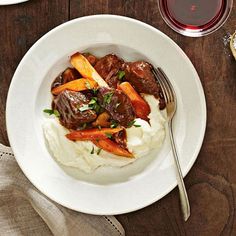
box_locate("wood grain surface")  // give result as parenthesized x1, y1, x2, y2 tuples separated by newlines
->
(0, 1, 236, 235)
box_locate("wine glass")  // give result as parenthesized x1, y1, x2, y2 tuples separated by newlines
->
(158, 0, 234, 37)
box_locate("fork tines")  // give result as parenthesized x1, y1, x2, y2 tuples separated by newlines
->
(152, 67, 176, 103)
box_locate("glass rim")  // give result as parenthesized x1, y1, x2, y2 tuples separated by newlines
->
(158, 0, 234, 37)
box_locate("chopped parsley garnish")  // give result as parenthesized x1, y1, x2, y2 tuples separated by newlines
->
(97, 148, 102, 155)
(110, 120, 118, 128)
(90, 146, 95, 154)
(85, 81, 91, 89)
(89, 97, 101, 113)
(43, 109, 54, 115)
(88, 97, 97, 105)
(127, 120, 141, 128)
(127, 120, 135, 128)
(93, 103, 101, 113)
(92, 88, 98, 95)
(53, 110, 60, 117)
(43, 109, 60, 117)
(103, 92, 114, 105)
(78, 104, 90, 112)
(79, 97, 101, 113)
(105, 133, 113, 139)
(117, 70, 125, 80)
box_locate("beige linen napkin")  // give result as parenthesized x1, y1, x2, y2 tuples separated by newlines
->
(0, 144, 125, 236)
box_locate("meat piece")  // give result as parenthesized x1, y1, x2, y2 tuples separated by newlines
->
(124, 61, 166, 109)
(53, 90, 97, 129)
(105, 75, 119, 89)
(51, 68, 81, 90)
(83, 53, 98, 66)
(94, 54, 124, 88)
(113, 129, 127, 149)
(97, 87, 135, 127)
(124, 61, 159, 95)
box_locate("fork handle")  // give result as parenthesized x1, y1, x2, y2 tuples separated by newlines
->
(168, 120, 190, 221)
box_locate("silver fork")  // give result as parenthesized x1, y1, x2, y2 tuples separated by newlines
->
(152, 67, 190, 221)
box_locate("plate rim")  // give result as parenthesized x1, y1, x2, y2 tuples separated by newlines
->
(6, 14, 207, 215)
(0, 0, 28, 5)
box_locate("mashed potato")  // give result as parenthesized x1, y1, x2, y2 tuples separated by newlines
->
(43, 95, 166, 173)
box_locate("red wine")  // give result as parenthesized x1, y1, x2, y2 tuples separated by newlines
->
(162, 0, 225, 30)
(158, 0, 232, 36)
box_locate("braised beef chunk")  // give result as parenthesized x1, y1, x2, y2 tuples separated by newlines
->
(113, 129, 127, 149)
(124, 61, 166, 109)
(51, 68, 81, 90)
(94, 54, 124, 88)
(83, 53, 98, 66)
(97, 87, 135, 127)
(54, 90, 97, 129)
(124, 61, 159, 95)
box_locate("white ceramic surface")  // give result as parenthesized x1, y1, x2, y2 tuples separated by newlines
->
(0, 0, 27, 5)
(6, 15, 206, 215)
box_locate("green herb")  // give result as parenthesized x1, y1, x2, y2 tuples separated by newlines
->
(98, 125, 102, 130)
(78, 97, 101, 113)
(110, 120, 118, 128)
(85, 81, 91, 89)
(105, 133, 113, 139)
(117, 70, 125, 80)
(97, 148, 102, 155)
(127, 120, 135, 128)
(127, 120, 141, 128)
(92, 88, 98, 95)
(115, 102, 121, 108)
(43, 109, 54, 115)
(79, 100, 100, 113)
(90, 146, 95, 154)
(93, 103, 101, 113)
(78, 104, 90, 112)
(53, 110, 60, 117)
(103, 92, 114, 105)
(89, 97, 97, 105)
(43, 109, 60, 117)
(88, 97, 101, 113)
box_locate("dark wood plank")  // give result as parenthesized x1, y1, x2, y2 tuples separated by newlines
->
(0, 0, 69, 145)
(69, 1, 236, 236)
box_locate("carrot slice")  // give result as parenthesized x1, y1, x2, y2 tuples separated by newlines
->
(51, 78, 98, 95)
(70, 52, 108, 87)
(93, 139, 134, 158)
(118, 82, 150, 120)
(66, 128, 123, 141)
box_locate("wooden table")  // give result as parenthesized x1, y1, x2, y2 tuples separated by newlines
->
(1, 1, 236, 235)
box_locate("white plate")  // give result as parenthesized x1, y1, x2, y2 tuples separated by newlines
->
(0, 0, 27, 5)
(6, 15, 206, 215)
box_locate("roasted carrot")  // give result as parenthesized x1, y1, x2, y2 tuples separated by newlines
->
(66, 128, 123, 141)
(70, 52, 108, 87)
(51, 78, 98, 95)
(93, 139, 134, 158)
(92, 112, 111, 127)
(118, 82, 150, 120)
